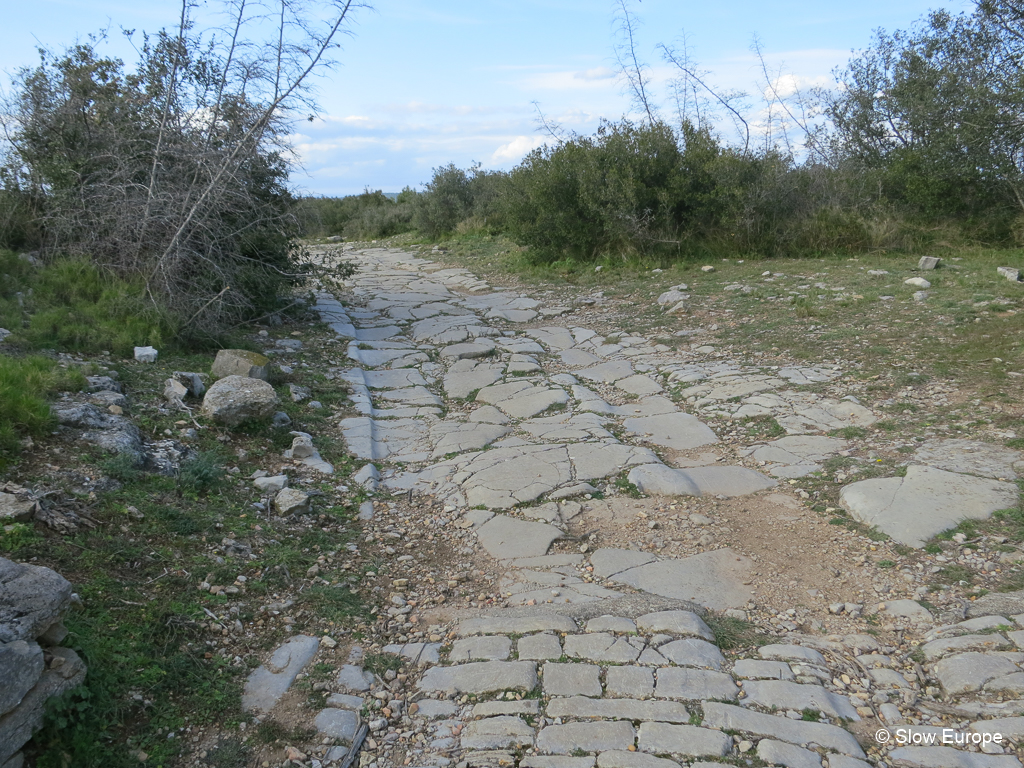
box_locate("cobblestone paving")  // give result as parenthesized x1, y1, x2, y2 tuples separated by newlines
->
(243, 246, 1024, 768)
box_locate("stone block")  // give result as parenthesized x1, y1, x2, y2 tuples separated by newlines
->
(461, 716, 536, 749)
(536, 721, 636, 754)
(546, 696, 690, 723)
(543, 663, 602, 697)
(417, 661, 537, 694)
(211, 349, 270, 380)
(518, 634, 563, 661)
(450, 636, 512, 662)
(605, 666, 654, 698)
(654, 667, 738, 700)
(637, 723, 731, 757)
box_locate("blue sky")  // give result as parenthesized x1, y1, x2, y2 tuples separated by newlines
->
(3, 0, 968, 196)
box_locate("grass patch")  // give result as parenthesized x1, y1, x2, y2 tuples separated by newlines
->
(703, 613, 766, 650)
(363, 652, 402, 677)
(0, 353, 86, 464)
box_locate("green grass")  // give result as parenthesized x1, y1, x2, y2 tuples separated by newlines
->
(363, 652, 402, 677)
(0, 353, 86, 464)
(703, 613, 766, 650)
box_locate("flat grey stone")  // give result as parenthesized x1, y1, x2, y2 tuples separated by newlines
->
(933, 652, 1019, 694)
(840, 465, 1019, 547)
(477, 515, 564, 559)
(606, 666, 654, 698)
(986, 672, 1024, 694)
(830, 757, 874, 768)
(914, 439, 1022, 480)
(890, 747, 1022, 768)
(462, 445, 573, 509)
(477, 381, 570, 419)
(636, 611, 714, 641)
(876, 599, 935, 624)
(732, 659, 794, 680)
(325, 693, 363, 709)
(314, 708, 359, 741)
(543, 663, 602, 697)
(413, 700, 459, 719)
(335, 664, 373, 692)
(578, 361, 635, 383)
(590, 549, 657, 578)
(473, 700, 541, 717)
(741, 680, 859, 720)
(586, 616, 637, 634)
(623, 414, 718, 451)
(450, 636, 512, 662)
(636, 723, 731, 757)
(569, 442, 661, 481)
(757, 740, 822, 768)
(546, 697, 690, 723)
(563, 633, 642, 663)
(444, 366, 505, 399)
(868, 667, 912, 689)
(680, 465, 778, 496)
(536, 721, 636, 754)
(518, 634, 563, 660)
(242, 635, 319, 712)
(922, 634, 1011, 660)
(458, 615, 577, 636)
(441, 340, 496, 359)
(616, 375, 664, 396)
(759, 644, 827, 666)
(654, 667, 738, 700)
(598, 752, 680, 768)
(972, 717, 1024, 739)
(657, 638, 725, 670)
(613, 549, 753, 611)
(523, 758, 595, 768)
(701, 702, 865, 757)
(461, 716, 535, 749)
(418, 661, 537, 694)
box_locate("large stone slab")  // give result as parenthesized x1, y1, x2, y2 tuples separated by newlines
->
(590, 549, 657, 579)
(932, 652, 1019, 694)
(577, 361, 635, 383)
(242, 635, 319, 712)
(654, 667, 738, 700)
(740, 680, 860, 719)
(477, 381, 570, 419)
(637, 723, 731, 757)
(536, 721, 636, 754)
(457, 615, 578, 636)
(701, 702, 865, 757)
(461, 716, 536, 749)
(622, 413, 718, 451)
(840, 465, 1020, 547)
(417, 661, 538, 694)
(914, 439, 1022, 480)
(637, 611, 714, 640)
(211, 349, 270, 380)
(477, 515, 563, 559)
(547, 697, 691, 723)
(890, 747, 1022, 768)
(462, 445, 573, 509)
(612, 549, 753, 610)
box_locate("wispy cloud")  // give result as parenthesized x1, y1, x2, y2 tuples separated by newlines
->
(491, 135, 545, 162)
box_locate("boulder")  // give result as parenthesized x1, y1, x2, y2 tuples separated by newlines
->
(0, 494, 34, 524)
(998, 266, 1021, 282)
(904, 277, 931, 289)
(0, 559, 74, 644)
(163, 378, 188, 403)
(201, 376, 278, 427)
(211, 349, 271, 380)
(133, 346, 158, 363)
(918, 256, 941, 270)
(274, 488, 311, 516)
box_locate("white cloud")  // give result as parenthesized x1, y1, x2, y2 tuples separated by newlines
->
(575, 66, 616, 81)
(491, 135, 545, 163)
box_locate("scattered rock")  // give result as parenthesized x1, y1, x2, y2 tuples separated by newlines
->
(211, 349, 271, 380)
(200, 376, 278, 427)
(133, 346, 158, 363)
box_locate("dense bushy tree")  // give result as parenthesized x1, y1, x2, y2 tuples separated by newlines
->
(1, 0, 364, 339)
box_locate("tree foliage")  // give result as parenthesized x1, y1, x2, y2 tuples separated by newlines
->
(1, 0, 365, 341)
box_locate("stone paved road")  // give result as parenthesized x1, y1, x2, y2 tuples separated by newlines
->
(243, 246, 1024, 768)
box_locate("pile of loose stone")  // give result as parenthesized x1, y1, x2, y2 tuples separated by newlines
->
(236, 246, 1024, 768)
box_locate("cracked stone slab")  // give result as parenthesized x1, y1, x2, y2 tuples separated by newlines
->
(339, 416, 428, 461)
(445, 364, 505, 399)
(840, 465, 1020, 547)
(461, 444, 573, 509)
(637, 723, 732, 757)
(429, 421, 509, 458)
(417, 661, 538, 694)
(636, 611, 715, 640)
(476, 515, 564, 559)
(612, 549, 753, 610)
(461, 716, 536, 749)
(570, 443, 662, 481)
(756, 740, 823, 768)
(622, 413, 718, 451)
(242, 635, 319, 712)
(563, 633, 643, 663)
(546, 697, 691, 723)
(889, 747, 1022, 768)
(615, 375, 664, 396)
(701, 702, 866, 757)
(914, 439, 1023, 480)
(536, 721, 636, 754)
(577, 360, 636, 383)
(932, 652, 1020, 694)
(654, 667, 738, 700)
(477, 381, 570, 419)
(740, 680, 860, 719)
(590, 548, 658, 578)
